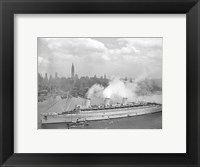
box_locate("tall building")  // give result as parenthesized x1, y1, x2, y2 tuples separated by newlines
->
(71, 63, 75, 78)
(45, 73, 48, 83)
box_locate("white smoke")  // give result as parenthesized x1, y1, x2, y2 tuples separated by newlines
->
(86, 77, 162, 104)
(103, 77, 136, 100)
(86, 84, 104, 99)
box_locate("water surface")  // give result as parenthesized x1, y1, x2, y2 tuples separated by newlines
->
(42, 112, 162, 129)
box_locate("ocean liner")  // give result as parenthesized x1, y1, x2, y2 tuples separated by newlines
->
(41, 97, 162, 125)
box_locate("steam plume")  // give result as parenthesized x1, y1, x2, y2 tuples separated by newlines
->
(86, 77, 162, 104)
(86, 84, 104, 99)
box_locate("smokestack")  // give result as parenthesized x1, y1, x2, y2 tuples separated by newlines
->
(104, 98, 110, 107)
(122, 97, 128, 106)
(85, 98, 91, 108)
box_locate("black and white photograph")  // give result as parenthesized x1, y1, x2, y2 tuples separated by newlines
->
(38, 37, 162, 129)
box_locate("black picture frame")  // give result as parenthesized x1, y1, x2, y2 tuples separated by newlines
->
(0, 0, 200, 166)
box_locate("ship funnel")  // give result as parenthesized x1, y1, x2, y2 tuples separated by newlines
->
(85, 98, 91, 108)
(104, 98, 110, 107)
(122, 97, 128, 106)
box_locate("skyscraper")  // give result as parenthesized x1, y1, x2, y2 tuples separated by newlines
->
(71, 63, 75, 78)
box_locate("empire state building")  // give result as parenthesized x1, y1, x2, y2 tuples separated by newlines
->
(71, 63, 75, 78)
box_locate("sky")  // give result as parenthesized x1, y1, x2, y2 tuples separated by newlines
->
(38, 37, 162, 79)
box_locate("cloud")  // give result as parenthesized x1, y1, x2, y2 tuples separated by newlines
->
(45, 38, 107, 56)
(109, 45, 140, 55)
(117, 38, 162, 48)
(117, 38, 162, 58)
(38, 56, 49, 65)
(38, 38, 162, 79)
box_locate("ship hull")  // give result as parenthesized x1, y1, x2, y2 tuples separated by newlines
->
(41, 105, 162, 124)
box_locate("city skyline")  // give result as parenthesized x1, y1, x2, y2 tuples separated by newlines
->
(38, 38, 162, 79)
(38, 63, 109, 80)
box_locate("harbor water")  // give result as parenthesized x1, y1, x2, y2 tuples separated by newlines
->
(41, 112, 162, 129)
